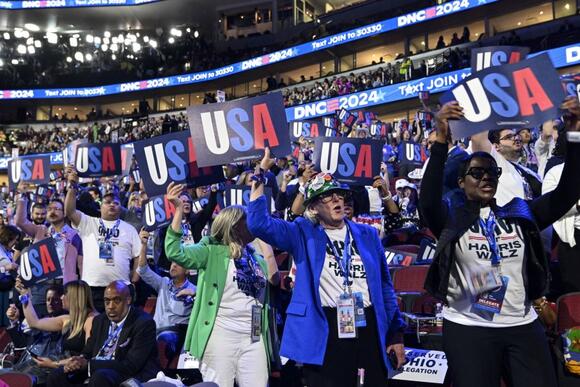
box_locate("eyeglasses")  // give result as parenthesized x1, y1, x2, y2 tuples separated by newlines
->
(47, 206, 63, 211)
(318, 192, 346, 204)
(103, 297, 124, 305)
(499, 133, 521, 142)
(465, 166, 503, 180)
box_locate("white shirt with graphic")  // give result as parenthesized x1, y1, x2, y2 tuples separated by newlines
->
(75, 213, 141, 287)
(214, 257, 267, 334)
(444, 207, 537, 327)
(319, 226, 371, 307)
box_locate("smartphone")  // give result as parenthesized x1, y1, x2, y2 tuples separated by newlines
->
(28, 350, 39, 359)
(388, 350, 399, 370)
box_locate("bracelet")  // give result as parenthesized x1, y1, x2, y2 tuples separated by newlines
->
(251, 173, 267, 185)
(19, 294, 30, 306)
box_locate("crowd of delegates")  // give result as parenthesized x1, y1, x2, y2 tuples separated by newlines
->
(0, 95, 576, 387)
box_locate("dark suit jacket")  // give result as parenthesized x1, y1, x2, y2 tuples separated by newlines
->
(82, 307, 160, 381)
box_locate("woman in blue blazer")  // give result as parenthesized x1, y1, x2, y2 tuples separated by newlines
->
(248, 162, 405, 387)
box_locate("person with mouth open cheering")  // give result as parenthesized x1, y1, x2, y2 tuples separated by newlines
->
(419, 97, 580, 387)
(248, 148, 406, 387)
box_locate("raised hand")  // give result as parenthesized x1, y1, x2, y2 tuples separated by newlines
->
(166, 182, 186, 208)
(562, 96, 580, 132)
(433, 101, 464, 143)
(260, 147, 276, 171)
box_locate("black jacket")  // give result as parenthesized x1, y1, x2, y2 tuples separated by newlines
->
(82, 307, 160, 381)
(420, 141, 580, 303)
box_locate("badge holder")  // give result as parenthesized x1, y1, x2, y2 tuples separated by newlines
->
(468, 265, 503, 296)
(99, 240, 114, 265)
(337, 292, 357, 339)
(473, 275, 510, 314)
(352, 292, 367, 328)
(251, 304, 262, 342)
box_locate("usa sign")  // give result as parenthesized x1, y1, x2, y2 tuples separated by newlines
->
(289, 120, 324, 141)
(8, 155, 51, 190)
(19, 238, 62, 287)
(133, 131, 225, 197)
(221, 186, 275, 213)
(312, 138, 384, 185)
(470, 46, 529, 72)
(441, 54, 566, 140)
(187, 92, 291, 167)
(142, 194, 176, 231)
(75, 143, 122, 177)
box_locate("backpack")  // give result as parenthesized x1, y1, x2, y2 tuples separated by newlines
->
(562, 327, 580, 376)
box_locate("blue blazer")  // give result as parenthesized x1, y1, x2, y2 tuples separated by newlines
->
(248, 196, 406, 367)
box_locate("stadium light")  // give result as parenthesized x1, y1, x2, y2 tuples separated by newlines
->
(85, 53, 92, 61)
(17, 44, 26, 54)
(3, 32, 9, 40)
(110, 43, 119, 52)
(94, 36, 101, 45)
(11, 59, 18, 65)
(86, 34, 94, 43)
(132, 42, 141, 52)
(47, 32, 58, 44)
(27, 45, 35, 54)
(66, 56, 72, 63)
(149, 40, 158, 48)
(104, 31, 111, 38)
(101, 44, 108, 52)
(168, 37, 175, 44)
(34, 40, 41, 48)
(24, 23, 40, 32)
(70, 36, 78, 47)
(74, 51, 84, 62)
(194, 30, 199, 38)
(111, 54, 117, 60)
(143, 36, 149, 43)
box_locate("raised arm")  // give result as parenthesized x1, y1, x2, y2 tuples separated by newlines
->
(136, 229, 163, 292)
(64, 165, 82, 227)
(419, 102, 463, 237)
(15, 278, 67, 332)
(14, 190, 40, 238)
(254, 239, 280, 286)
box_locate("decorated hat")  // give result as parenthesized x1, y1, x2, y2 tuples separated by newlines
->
(303, 172, 349, 205)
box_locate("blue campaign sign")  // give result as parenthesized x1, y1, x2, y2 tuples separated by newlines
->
(0, 0, 160, 9)
(221, 186, 274, 213)
(133, 131, 225, 197)
(187, 92, 291, 167)
(19, 238, 62, 287)
(471, 46, 530, 72)
(0, 0, 497, 100)
(75, 143, 122, 177)
(561, 73, 580, 101)
(8, 155, 51, 190)
(312, 137, 384, 186)
(441, 54, 566, 140)
(142, 194, 176, 231)
(289, 120, 324, 140)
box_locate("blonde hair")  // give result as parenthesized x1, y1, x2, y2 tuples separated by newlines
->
(211, 205, 246, 259)
(64, 280, 96, 339)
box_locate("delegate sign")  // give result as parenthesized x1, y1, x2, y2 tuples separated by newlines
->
(388, 348, 448, 384)
(312, 138, 383, 186)
(441, 54, 566, 140)
(19, 238, 62, 287)
(471, 46, 530, 72)
(8, 155, 51, 189)
(133, 131, 225, 197)
(187, 92, 291, 167)
(75, 143, 122, 177)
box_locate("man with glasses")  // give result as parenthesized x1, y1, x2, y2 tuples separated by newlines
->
(470, 128, 542, 206)
(15, 190, 83, 315)
(47, 281, 159, 387)
(65, 165, 141, 312)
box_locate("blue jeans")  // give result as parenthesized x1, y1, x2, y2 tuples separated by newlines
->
(157, 325, 187, 365)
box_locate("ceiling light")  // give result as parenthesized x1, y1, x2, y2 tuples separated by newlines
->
(14, 29, 22, 38)
(565, 3, 570, 10)
(27, 45, 35, 54)
(193, 30, 199, 38)
(103, 37, 110, 44)
(168, 37, 175, 44)
(132, 42, 141, 52)
(17, 44, 26, 54)
(110, 43, 119, 51)
(124, 38, 131, 46)
(26, 37, 33, 45)
(186, 27, 191, 33)
(47, 32, 58, 44)
(150, 40, 158, 48)
(170, 28, 182, 37)
(517, 21, 521, 26)
(94, 36, 101, 45)
(112, 37, 118, 44)
(143, 35, 149, 43)
(0, 59, 3, 67)
(74, 51, 83, 62)
(70, 37, 78, 47)
(3, 32, 9, 40)
(104, 31, 111, 38)
(539, 10, 544, 15)
(101, 44, 108, 52)
(34, 40, 41, 48)
(129, 34, 137, 42)
(24, 23, 39, 32)
(66, 56, 72, 63)
(118, 34, 124, 41)
(22, 30, 30, 39)
(11, 59, 18, 65)
(85, 53, 92, 61)
(86, 34, 94, 43)
(111, 54, 117, 60)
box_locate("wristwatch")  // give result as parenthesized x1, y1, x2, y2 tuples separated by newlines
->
(19, 294, 30, 306)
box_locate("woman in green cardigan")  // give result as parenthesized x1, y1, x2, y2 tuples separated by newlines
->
(164, 182, 279, 387)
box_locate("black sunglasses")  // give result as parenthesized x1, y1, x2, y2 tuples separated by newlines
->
(465, 166, 502, 180)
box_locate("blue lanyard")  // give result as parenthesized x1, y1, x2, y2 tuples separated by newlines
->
(99, 219, 120, 242)
(479, 211, 501, 266)
(326, 226, 353, 289)
(97, 320, 125, 357)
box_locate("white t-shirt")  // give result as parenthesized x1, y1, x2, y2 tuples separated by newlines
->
(489, 147, 526, 206)
(319, 226, 371, 307)
(214, 258, 267, 334)
(444, 207, 537, 327)
(75, 213, 141, 287)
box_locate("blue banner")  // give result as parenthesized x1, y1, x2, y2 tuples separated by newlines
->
(187, 92, 291, 167)
(0, 0, 160, 9)
(0, 0, 498, 100)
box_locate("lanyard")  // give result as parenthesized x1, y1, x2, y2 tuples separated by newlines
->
(99, 219, 120, 242)
(97, 320, 125, 358)
(479, 211, 501, 266)
(234, 248, 265, 300)
(326, 226, 353, 290)
(49, 226, 65, 242)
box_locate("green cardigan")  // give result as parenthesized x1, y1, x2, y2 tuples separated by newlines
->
(164, 228, 273, 362)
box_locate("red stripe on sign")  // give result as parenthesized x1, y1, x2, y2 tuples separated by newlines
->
(426, 6, 436, 18)
(2, 91, 9, 98)
(140, 81, 148, 89)
(262, 55, 270, 64)
(326, 99, 339, 111)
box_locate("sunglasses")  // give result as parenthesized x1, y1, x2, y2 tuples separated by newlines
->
(465, 166, 502, 180)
